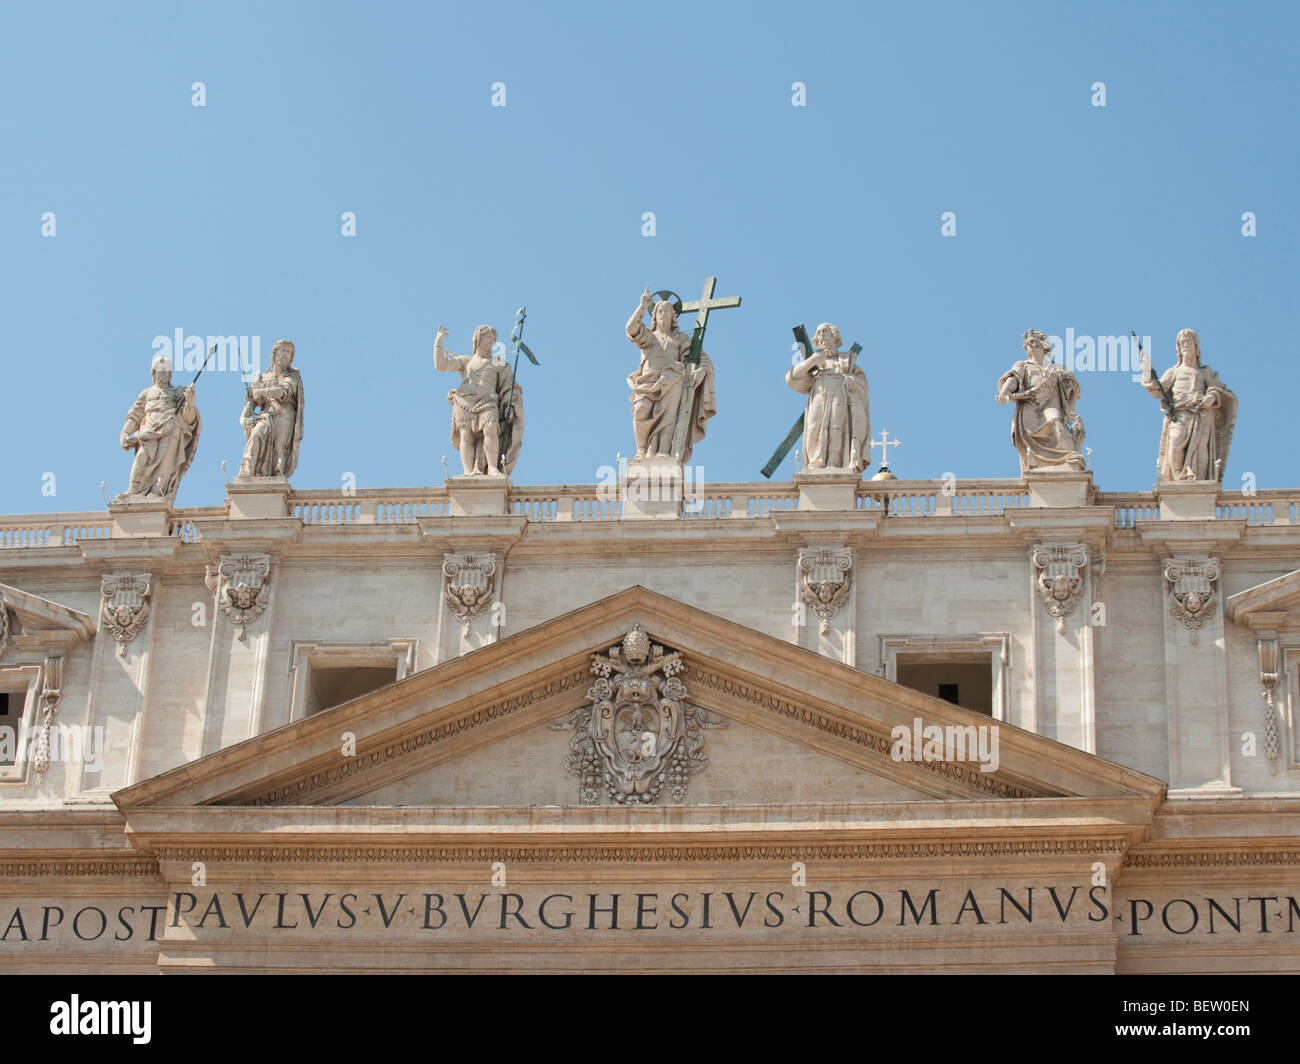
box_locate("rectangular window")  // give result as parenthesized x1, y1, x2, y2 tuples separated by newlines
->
(287, 640, 418, 721)
(896, 662, 991, 715)
(877, 634, 1011, 721)
(306, 664, 398, 716)
(0, 666, 42, 780)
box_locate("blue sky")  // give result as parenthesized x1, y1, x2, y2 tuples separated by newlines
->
(2, 0, 1295, 512)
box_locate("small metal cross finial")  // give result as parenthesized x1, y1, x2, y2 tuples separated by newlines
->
(870, 429, 902, 464)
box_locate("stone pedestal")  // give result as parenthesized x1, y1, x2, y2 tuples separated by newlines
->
(622, 456, 683, 520)
(794, 470, 861, 512)
(1025, 470, 1093, 508)
(227, 476, 292, 520)
(1156, 481, 1219, 521)
(108, 499, 171, 538)
(447, 476, 511, 517)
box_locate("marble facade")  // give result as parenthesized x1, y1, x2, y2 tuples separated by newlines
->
(0, 469, 1296, 974)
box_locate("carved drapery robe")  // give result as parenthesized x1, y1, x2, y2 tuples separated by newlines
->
(1144, 362, 1236, 483)
(626, 317, 716, 463)
(119, 384, 200, 499)
(240, 368, 304, 478)
(998, 359, 1085, 472)
(444, 354, 523, 475)
(786, 357, 869, 472)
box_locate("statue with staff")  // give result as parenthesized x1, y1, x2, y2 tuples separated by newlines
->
(434, 313, 534, 476)
(116, 349, 207, 500)
(1136, 327, 1236, 483)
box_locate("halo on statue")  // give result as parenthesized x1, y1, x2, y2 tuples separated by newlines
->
(651, 290, 683, 317)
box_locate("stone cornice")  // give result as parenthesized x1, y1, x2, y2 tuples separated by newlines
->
(0, 582, 96, 642)
(1123, 847, 1300, 870)
(683, 664, 1044, 800)
(0, 857, 161, 878)
(113, 588, 1168, 813)
(149, 838, 1133, 866)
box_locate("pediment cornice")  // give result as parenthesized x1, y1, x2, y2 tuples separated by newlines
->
(112, 586, 1166, 812)
(0, 581, 96, 655)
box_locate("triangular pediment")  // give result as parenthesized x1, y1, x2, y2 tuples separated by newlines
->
(0, 581, 96, 653)
(1228, 568, 1300, 629)
(114, 586, 1165, 814)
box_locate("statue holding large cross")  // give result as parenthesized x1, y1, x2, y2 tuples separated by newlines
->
(624, 276, 740, 463)
(763, 322, 869, 477)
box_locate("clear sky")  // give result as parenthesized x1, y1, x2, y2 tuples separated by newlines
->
(2, 0, 1296, 513)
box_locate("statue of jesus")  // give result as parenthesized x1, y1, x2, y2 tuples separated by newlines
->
(625, 288, 716, 463)
(1139, 328, 1236, 483)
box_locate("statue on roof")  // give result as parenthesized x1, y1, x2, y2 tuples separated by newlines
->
(116, 355, 201, 501)
(1138, 328, 1236, 483)
(996, 329, 1086, 473)
(434, 324, 523, 476)
(238, 339, 304, 479)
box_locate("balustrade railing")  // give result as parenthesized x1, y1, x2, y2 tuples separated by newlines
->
(858, 479, 1031, 517)
(3, 483, 1298, 546)
(0, 514, 113, 548)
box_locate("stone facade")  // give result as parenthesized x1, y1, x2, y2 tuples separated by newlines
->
(0, 473, 1297, 973)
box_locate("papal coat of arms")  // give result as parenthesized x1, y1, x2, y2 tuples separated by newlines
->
(552, 624, 722, 805)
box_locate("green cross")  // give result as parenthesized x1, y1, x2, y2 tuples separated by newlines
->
(760, 323, 862, 479)
(667, 276, 742, 460)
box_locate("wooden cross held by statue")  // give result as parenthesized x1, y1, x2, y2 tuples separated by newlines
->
(760, 324, 862, 478)
(660, 276, 741, 461)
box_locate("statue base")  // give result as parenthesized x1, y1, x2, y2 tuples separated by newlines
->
(228, 476, 292, 520)
(108, 497, 172, 538)
(1025, 469, 1093, 508)
(1156, 480, 1220, 521)
(447, 475, 511, 517)
(794, 469, 862, 512)
(622, 456, 683, 520)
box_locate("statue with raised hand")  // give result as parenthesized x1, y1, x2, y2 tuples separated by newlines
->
(434, 323, 522, 475)
(1138, 328, 1236, 483)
